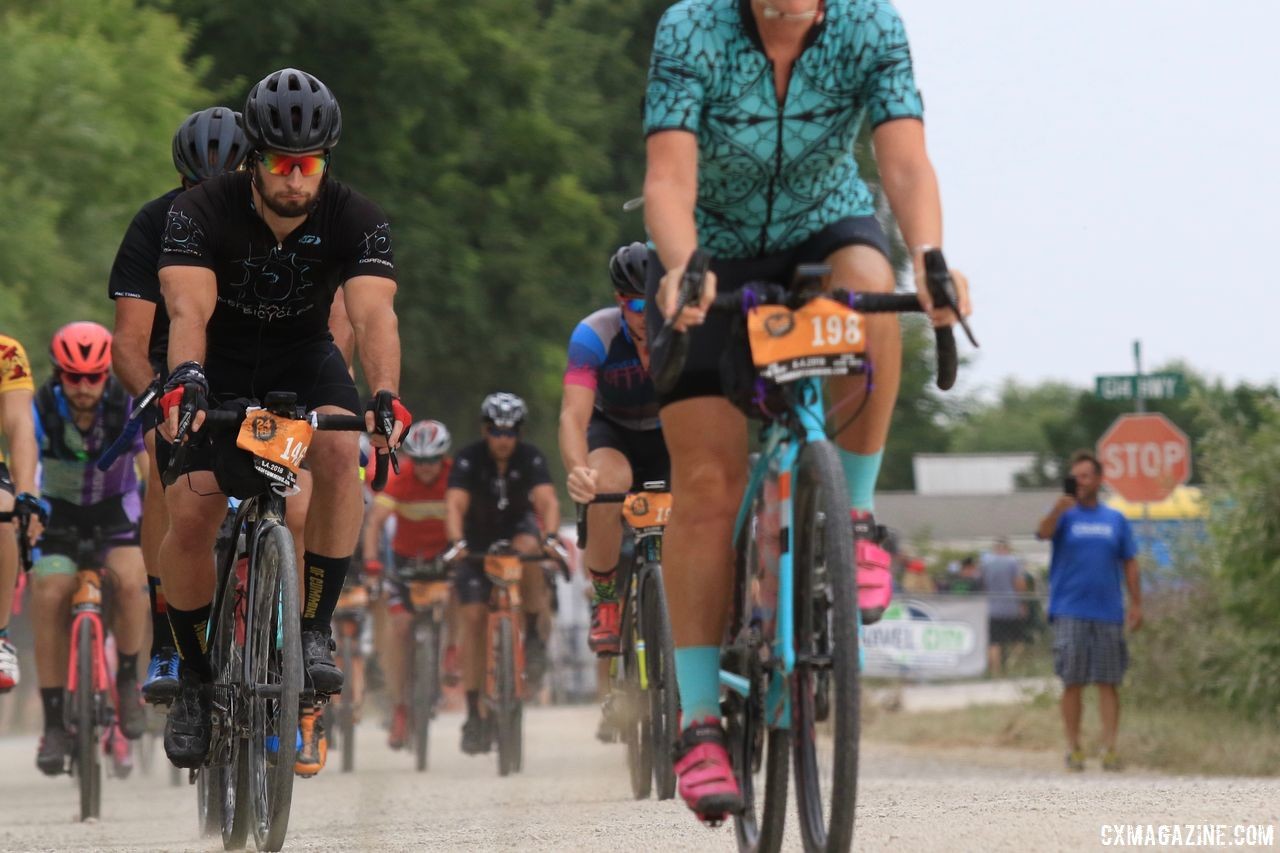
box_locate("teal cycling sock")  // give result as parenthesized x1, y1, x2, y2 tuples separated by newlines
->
(0, 626, 7, 639)
(839, 447, 884, 513)
(674, 645, 721, 728)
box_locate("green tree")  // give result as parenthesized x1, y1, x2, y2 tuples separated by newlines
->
(0, 0, 205, 360)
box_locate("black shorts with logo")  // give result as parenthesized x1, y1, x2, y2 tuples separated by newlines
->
(159, 339, 359, 492)
(586, 413, 670, 489)
(644, 216, 891, 406)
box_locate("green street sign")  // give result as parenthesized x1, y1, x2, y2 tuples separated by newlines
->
(1095, 372, 1188, 402)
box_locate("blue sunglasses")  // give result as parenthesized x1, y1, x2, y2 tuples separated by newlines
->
(622, 298, 646, 313)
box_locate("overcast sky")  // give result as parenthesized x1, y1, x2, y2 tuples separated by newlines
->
(895, 0, 1279, 394)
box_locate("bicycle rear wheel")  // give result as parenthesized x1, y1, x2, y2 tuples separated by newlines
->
(247, 524, 302, 853)
(494, 617, 519, 777)
(336, 631, 357, 773)
(791, 441, 858, 853)
(73, 619, 101, 822)
(412, 618, 441, 772)
(621, 585, 652, 800)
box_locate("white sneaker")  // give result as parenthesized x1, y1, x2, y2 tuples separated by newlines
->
(0, 638, 20, 692)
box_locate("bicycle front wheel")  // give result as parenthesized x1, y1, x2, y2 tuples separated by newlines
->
(621, 585, 653, 800)
(494, 617, 519, 777)
(412, 617, 441, 772)
(73, 618, 101, 822)
(641, 566, 677, 800)
(791, 440, 859, 853)
(247, 524, 302, 853)
(208, 549, 249, 849)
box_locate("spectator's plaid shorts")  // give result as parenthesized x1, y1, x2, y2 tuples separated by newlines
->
(1052, 616, 1128, 685)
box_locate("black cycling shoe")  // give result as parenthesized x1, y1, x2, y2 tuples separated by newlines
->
(460, 716, 492, 755)
(36, 726, 73, 776)
(302, 629, 344, 695)
(164, 673, 211, 769)
(116, 677, 147, 740)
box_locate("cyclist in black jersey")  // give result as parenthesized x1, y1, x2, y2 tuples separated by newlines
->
(154, 69, 409, 772)
(444, 393, 561, 755)
(108, 106, 250, 705)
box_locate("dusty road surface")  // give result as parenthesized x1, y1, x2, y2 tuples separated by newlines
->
(1, 706, 1278, 852)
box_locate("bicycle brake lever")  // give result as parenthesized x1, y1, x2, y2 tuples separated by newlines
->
(923, 250, 979, 348)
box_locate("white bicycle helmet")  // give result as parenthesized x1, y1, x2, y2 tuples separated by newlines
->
(480, 392, 527, 429)
(402, 420, 452, 460)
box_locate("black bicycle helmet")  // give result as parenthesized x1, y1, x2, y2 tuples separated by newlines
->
(608, 242, 648, 297)
(480, 393, 527, 429)
(243, 68, 342, 153)
(171, 107, 249, 183)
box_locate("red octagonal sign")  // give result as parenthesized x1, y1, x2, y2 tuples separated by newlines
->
(1096, 413, 1191, 503)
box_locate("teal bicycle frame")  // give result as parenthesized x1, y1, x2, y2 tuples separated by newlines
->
(718, 375, 855, 730)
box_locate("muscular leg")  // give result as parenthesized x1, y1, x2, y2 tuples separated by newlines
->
(160, 473, 226, 677)
(141, 432, 168, 656)
(106, 546, 148, 658)
(515, 532, 550, 644)
(32, 571, 77, 689)
(286, 471, 312, 578)
(460, 601, 487, 712)
(660, 397, 749, 725)
(824, 245, 898, 510)
(582, 448, 633, 580)
(384, 608, 413, 706)
(298, 411, 360, 634)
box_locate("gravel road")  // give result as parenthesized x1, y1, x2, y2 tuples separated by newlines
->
(2, 705, 1277, 852)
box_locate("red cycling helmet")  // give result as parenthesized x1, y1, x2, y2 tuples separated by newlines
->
(50, 321, 113, 374)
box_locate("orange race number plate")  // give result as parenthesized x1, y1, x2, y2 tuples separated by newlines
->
(623, 491, 673, 529)
(484, 554, 523, 585)
(236, 410, 315, 487)
(747, 301, 867, 383)
(409, 580, 450, 609)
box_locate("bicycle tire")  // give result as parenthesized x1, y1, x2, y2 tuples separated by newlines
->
(412, 618, 440, 772)
(208, 549, 249, 850)
(641, 565, 680, 801)
(791, 440, 859, 853)
(73, 618, 100, 822)
(730, 489, 789, 853)
(248, 524, 301, 853)
(197, 766, 221, 837)
(337, 632, 357, 773)
(622, 581, 652, 800)
(495, 618, 517, 777)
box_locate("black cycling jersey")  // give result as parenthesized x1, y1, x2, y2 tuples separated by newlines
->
(107, 187, 182, 366)
(158, 171, 395, 364)
(448, 440, 553, 550)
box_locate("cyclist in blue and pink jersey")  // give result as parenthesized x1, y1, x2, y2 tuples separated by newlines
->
(560, 243, 670, 659)
(29, 322, 149, 776)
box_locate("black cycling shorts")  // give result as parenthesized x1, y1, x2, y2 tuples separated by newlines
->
(586, 413, 670, 489)
(454, 513, 541, 605)
(40, 496, 141, 564)
(644, 216, 890, 406)
(160, 339, 358, 488)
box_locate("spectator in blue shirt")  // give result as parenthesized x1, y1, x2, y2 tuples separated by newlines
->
(1036, 450, 1142, 772)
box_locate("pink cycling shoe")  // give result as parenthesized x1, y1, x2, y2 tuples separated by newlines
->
(673, 718, 744, 826)
(852, 511, 893, 625)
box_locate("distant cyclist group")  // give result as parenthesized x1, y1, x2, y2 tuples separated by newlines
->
(1, 0, 973, 847)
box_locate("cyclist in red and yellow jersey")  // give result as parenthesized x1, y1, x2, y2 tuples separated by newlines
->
(362, 420, 454, 750)
(0, 333, 43, 693)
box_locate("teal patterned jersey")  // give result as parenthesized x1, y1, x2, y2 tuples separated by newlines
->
(644, 0, 923, 258)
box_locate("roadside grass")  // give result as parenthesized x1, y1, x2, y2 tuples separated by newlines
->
(862, 689, 1280, 777)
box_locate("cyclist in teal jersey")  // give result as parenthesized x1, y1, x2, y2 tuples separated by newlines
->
(642, 0, 972, 822)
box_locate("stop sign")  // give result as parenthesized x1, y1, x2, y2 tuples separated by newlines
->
(1096, 413, 1191, 503)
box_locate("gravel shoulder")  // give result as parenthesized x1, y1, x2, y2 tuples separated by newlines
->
(2, 706, 1278, 852)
